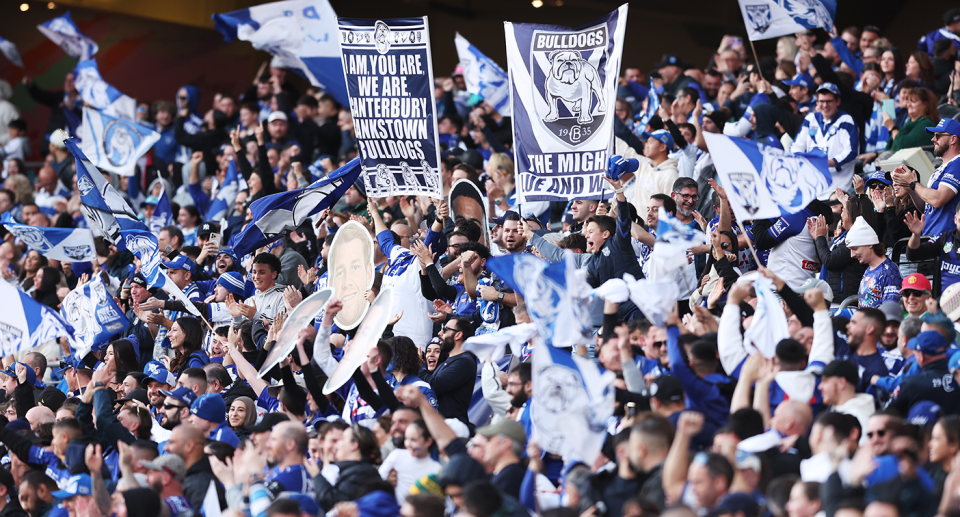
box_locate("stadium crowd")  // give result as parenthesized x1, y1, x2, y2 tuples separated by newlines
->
(1, 6, 960, 517)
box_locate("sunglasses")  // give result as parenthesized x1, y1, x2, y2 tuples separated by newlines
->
(442, 326, 459, 333)
(902, 289, 928, 298)
(651, 341, 666, 348)
(163, 403, 186, 410)
(866, 429, 887, 439)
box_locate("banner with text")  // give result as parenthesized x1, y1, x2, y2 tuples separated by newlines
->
(338, 17, 443, 199)
(504, 5, 627, 202)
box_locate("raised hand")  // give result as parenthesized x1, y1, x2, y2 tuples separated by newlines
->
(298, 264, 317, 287)
(904, 211, 925, 236)
(852, 174, 865, 195)
(411, 241, 434, 267)
(283, 285, 303, 311)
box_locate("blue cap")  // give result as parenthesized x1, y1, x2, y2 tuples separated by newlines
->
(949, 352, 960, 374)
(51, 474, 93, 499)
(161, 255, 196, 275)
(216, 248, 239, 265)
(865, 171, 893, 187)
(160, 386, 198, 408)
(924, 118, 960, 139)
(708, 493, 760, 517)
(783, 73, 814, 91)
(287, 494, 320, 516)
(143, 361, 175, 386)
(816, 82, 841, 97)
(907, 330, 949, 355)
(216, 272, 246, 297)
(606, 155, 641, 181)
(143, 195, 160, 206)
(907, 400, 942, 426)
(190, 393, 226, 424)
(0, 362, 37, 386)
(54, 358, 85, 375)
(642, 129, 675, 150)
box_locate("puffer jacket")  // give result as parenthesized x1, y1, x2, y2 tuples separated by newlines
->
(314, 460, 381, 511)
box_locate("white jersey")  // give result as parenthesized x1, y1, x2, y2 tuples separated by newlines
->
(767, 230, 820, 290)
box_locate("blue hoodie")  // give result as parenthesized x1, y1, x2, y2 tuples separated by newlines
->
(355, 490, 401, 517)
(173, 85, 204, 164)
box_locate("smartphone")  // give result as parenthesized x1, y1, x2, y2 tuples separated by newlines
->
(209, 232, 222, 249)
(626, 402, 636, 417)
(882, 99, 895, 120)
(730, 36, 743, 47)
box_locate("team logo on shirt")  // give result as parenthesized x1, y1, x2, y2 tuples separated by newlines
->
(945, 242, 953, 253)
(529, 24, 609, 146)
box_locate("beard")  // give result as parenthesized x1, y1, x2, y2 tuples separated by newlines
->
(161, 412, 181, 431)
(392, 436, 405, 448)
(935, 142, 947, 157)
(511, 391, 528, 408)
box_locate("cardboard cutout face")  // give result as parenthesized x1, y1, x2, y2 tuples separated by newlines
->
(328, 221, 375, 330)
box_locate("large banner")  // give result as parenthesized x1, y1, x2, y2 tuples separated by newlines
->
(337, 17, 443, 199)
(738, 0, 835, 41)
(80, 107, 160, 176)
(504, 5, 628, 203)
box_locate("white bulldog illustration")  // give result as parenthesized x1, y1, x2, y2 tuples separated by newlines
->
(543, 50, 606, 124)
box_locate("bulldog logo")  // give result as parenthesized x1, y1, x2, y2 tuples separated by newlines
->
(63, 245, 92, 261)
(421, 159, 439, 192)
(103, 119, 144, 167)
(728, 172, 762, 216)
(544, 50, 606, 125)
(760, 146, 829, 211)
(373, 21, 392, 55)
(399, 162, 419, 188)
(372, 164, 395, 191)
(745, 4, 772, 33)
(530, 24, 609, 146)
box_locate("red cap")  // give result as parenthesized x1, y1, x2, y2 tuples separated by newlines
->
(902, 273, 932, 292)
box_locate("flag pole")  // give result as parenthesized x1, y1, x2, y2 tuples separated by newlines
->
(735, 218, 762, 266)
(747, 39, 766, 82)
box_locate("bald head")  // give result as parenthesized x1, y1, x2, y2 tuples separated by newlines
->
(864, 502, 898, 517)
(37, 166, 57, 194)
(26, 406, 55, 429)
(774, 400, 813, 435)
(166, 424, 206, 467)
(276, 421, 309, 456)
(178, 423, 206, 445)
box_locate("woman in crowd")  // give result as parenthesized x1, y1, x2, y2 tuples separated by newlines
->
(876, 48, 906, 100)
(378, 419, 441, 505)
(178, 205, 201, 246)
(929, 416, 960, 504)
(810, 196, 866, 305)
(227, 396, 257, 440)
(17, 250, 46, 294)
(32, 265, 61, 309)
(166, 316, 209, 376)
(104, 339, 141, 375)
(422, 338, 443, 375)
(884, 87, 940, 152)
(905, 51, 936, 89)
(785, 480, 821, 517)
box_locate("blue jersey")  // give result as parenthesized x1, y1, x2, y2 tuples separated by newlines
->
(164, 495, 192, 517)
(265, 464, 315, 497)
(923, 156, 960, 237)
(859, 259, 902, 308)
(387, 374, 438, 408)
(847, 351, 889, 395)
(29, 446, 71, 488)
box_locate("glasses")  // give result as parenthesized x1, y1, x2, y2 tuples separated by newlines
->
(902, 289, 928, 298)
(651, 341, 666, 348)
(442, 326, 458, 334)
(677, 193, 699, 201)
(163, 403, 186, 410)
(933, 133, 952, 140)
(866, 429, 887, 439)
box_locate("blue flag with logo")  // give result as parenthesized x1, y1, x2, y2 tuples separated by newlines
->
(74, 59, 136, 121)
(37, 11, 98, 60)
(0, 280, 75, 356)
(703, 132, 832, 222)
(485, 251, 592, 348)
(120, 229, 202, 318)
(212, 0, 348, 106)
(232, 158, 362, 257)
(206, 160, 240, 222)
(61, 276, 130, 357)
(504, 5, 629, 203)
(0, 35, 23, 67)
(532, 341, 615, 463)
(2, 214, 97, 262)
(65, 138, 149, 249)
(454, 33, 511, 117)
(338, 17, 443, 199)
(80, 107, 160, 176)
(150, 186, 174, 236)
(738, 0, 836, 41)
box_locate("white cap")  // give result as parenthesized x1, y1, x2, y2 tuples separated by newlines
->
(267, 111, 288, 123)
(444, 418, 470, 439)
(50, 128, 68, 149)
(942, 282, 960, 322)
(845, 216, 879, 248)
(797, 277, 834, 303)
(270, 56, 286, 69)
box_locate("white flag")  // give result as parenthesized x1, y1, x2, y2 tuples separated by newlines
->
(463, 323, 538, 361)
(740, 272, 790, 359)
(454, 33, 511, 116)
(74, 59, 136, 121)
(738, 0, 836, 41)
(80, 107, 160, 176)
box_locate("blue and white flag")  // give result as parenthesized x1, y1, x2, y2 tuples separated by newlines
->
(121, 229, 201, 318)
(74, 59, 136, 121)
(648, 207, 708, 280)
(150, 186, 174, 236)
(60, 276, 130, 357)
(0, 280, 75, 356)
(232, 158, 362, 257)
(738, 0, 836, 41)
(37, 11, 98, 61)
(463, 323, 537, 362)
(65, 138, 149, 248)
(454, 33, 511, 117)
(212, 0, 348, 107)
(485, 251, 592, 348)
(80, 107, 160, 176)
(2, 214, 97, 262)
(633, 78, 659, 133)
(594, 274, 679, 328)
(739, 272, 790, 359)
(338, 17, 443, 199)
(206, 160, 240, 221)
(703, 132, 832, 222)
(505, 5, 628, 203)
(0, 35, 23, 67)
(532, 342, 615, 463)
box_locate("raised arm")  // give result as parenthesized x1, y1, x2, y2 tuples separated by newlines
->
(395, 385, 457, 450)
(662, 411, 704, 505)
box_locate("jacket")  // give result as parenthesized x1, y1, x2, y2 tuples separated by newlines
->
(586, 198, 644, 321)
(833, 393, 876, 444)
(629, 155, 680, 218)
(814, 233, 866, 303)
(183, 457, 226, 511)
(791, 109, 859, 194)
(889, 358, 960, 415)
(314, 460, 381, 511)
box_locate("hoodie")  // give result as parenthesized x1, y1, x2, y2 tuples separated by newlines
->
(833, 393, 876, 444)
(752, 103, 783, 149)
(355, 490, 401, 517)
(174, 85, 203, 164)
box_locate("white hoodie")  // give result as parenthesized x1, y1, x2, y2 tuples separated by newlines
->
(833, 393, 876, 445)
